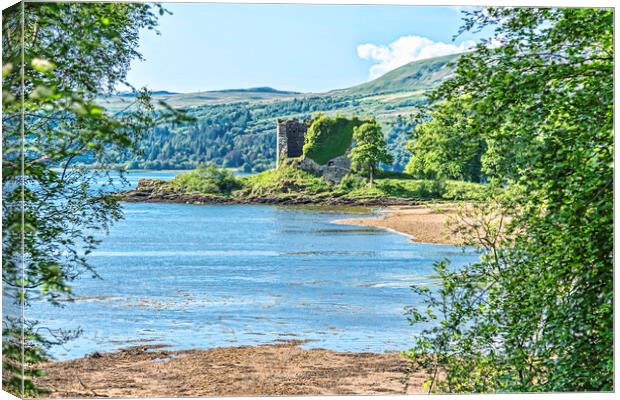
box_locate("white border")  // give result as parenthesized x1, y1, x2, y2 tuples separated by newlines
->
(0, 1, 617, 400)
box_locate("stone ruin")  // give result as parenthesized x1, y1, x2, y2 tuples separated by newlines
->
(276, 118, 307, 164)
(276, 118, 351, 183)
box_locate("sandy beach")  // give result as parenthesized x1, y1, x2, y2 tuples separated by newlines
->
(333, 204, 466, 246)
(36, 341, 428, 397)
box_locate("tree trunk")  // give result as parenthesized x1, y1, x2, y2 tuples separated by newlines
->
(369, 165, 374, 187)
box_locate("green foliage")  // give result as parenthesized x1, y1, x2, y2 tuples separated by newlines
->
(172, 164, 242, 195)
(405, 95, 485, 182)
(153, 162, 487, 203)
(338, 174, 367, 191)
(371, 178, 486, 201)
(350, 120, 393, 184)
(303, 114, 364, 165)
(406, 7, 613, 393)
(3, 326, 49, 397)
(2, 2, 175, 395)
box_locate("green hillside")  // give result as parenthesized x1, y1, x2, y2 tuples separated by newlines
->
(330, 53, 459, 97)
(91, 54, 461, 172)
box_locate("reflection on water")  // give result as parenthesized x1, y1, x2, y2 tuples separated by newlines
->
(31, 176, 480, 361)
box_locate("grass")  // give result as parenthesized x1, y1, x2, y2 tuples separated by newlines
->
(98, 87, 299, 112)
(239, 165, 333, 197)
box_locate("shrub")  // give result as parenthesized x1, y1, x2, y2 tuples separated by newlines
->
(173, 164, 241, 195)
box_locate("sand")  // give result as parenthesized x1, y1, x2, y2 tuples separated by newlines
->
(332, 204, 466, 246)
(35, 341, 428, 397)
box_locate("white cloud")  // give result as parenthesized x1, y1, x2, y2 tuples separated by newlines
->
(357, 35, 476, 80)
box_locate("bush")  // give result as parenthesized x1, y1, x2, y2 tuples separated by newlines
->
(173, 164, 241, 195)
(370, 178, 486, 201)
(373, 178, 445, 199)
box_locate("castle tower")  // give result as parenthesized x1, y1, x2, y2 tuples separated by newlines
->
(276, 118, 307, 166)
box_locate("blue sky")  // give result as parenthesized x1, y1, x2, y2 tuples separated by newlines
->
(125, 3, 490, 93)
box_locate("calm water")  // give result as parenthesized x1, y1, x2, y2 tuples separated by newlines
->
(30, 172, 480, 360)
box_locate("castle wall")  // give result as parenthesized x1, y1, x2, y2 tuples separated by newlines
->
(298, 154, 351, 183)
(276, 118, 307, 166)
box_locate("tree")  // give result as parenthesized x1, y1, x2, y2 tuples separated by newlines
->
(2, 2, 185, 395)
(350, 120, 393, 185)
(406, 7, 612, 392)
(405, 95, 485, 182)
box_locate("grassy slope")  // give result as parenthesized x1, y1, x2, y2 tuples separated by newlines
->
(329, 53, 459, 97)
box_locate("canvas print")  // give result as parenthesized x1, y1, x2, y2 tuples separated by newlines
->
(1, 1, 614, 397)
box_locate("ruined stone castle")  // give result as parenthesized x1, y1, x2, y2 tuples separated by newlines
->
(276, 118, 352, 183)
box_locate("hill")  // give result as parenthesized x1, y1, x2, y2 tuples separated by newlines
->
(330, 53, 459, 97)
(94, 54, 460, 172)
(100, 87, 300, 111)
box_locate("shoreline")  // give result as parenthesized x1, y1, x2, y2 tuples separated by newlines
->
(120, 191, 422, 207)
(35, 341, 427, 397)
(118, 179, 423, 207)
(332, 204, 466, 246)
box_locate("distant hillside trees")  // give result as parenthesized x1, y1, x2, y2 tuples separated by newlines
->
(72, 54, 459, 173)
(384, 115, 415, 171)
(105, 96, 371, 173)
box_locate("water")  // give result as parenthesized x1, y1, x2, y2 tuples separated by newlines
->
(29, 172, 480, 360)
